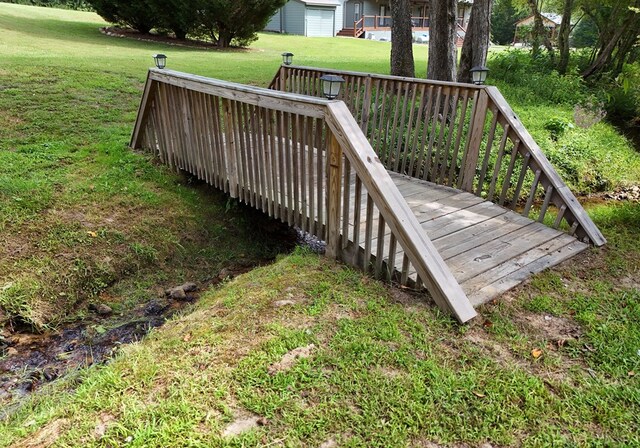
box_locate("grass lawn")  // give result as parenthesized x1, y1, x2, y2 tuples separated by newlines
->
(0, 3, 639, 447)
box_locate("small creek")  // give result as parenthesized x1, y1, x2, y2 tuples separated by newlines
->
(0, 226, 324, 416)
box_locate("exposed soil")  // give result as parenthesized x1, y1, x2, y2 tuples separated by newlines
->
(0, 223, 326, 414)
(100, 27, 252, 52)
(0, 274, 235, 413)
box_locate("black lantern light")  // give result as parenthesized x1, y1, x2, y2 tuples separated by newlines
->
(469, 66, 489, 85)
(281, 52, 294, 66)
(153, 54, 167, 69)
(319, 74, 345, 100)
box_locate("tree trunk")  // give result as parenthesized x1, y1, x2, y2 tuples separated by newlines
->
(527, 0, 555, 60)
(557, 0, 573, 74)
(390, 0, 415, 77)
(427, 0, 458, 81)
(458, 0, 493, 83)
(582, 10, 640, 78)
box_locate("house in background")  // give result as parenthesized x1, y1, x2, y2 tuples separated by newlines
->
(265, 0, 473, 41)
(513, 13, 562, 45)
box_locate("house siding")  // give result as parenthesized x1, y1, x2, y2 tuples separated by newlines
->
(334, 0, 345, 34)
(265, 8, 282, 32)
(285, 1, 307, 35)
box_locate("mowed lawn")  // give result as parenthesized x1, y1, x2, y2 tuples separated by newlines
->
(1, 3, 640, 447)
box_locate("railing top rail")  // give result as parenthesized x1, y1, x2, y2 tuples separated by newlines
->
(148, 68, 332, 115)
(282, 65, 485, 90)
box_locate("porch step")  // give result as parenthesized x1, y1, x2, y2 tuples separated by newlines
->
(337, 28, 364, 38)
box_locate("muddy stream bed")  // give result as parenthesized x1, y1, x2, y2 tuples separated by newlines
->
(0, 229, 325, 416)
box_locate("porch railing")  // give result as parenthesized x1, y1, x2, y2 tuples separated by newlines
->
(269, 65, 606, 247)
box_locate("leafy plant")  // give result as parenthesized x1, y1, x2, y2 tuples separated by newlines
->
(544, 117, 574, 141)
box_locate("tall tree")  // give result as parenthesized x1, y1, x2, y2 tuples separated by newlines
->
(458, 0, 493, 82)
(427, 0, 458, 81)
(556, 0, 575, 74)
(390, 0, 416, 77)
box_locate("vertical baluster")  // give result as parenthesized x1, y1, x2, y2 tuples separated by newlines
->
(384, 82, 402, 167)
(375, 214, 386, 279)
(499, 139, 521, 206)
(364, 194, 374, 273)
(487, 124, 510, 202)
(308, 118, 317, 235)
(400, 254, 410, 286)
(387, 234, 397, 282)
(448, 89, 470, 187)
(292, 113, 301, 227)
(475, 108, 499, 196)
(284, 112, 294, 224)
(373, 79, 389, 157)
(415, 85, 435, 179)
(392, 82, 412, 173)
(406, 84, 427, 177)
(400, 83, 419, 175)
(523, 169, 542, 217)
(316, 122, 326, 239)
(423, 85, 442, 181)
(538, 185, 554, 223)
(341, 159, 351, 251)
(431, 86, 452, 181)
(439, 87, 460, 184)
(352, 177, 363, 265)
(553, 205, 567, 229)
(268, 107, 278, 215)
(511, 152, 531, 209)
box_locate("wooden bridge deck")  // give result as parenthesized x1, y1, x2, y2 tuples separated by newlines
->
(364, 172, 589, 305)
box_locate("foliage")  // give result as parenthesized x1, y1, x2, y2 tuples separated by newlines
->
(607, 63, 640, 126)
(192, 0, 287, 48)
(571, 14, 598, 48)
(491, 0, 527, 44)
(88, 0, 155, 33)
(544, 116, 574, 140)
(85, 0, 286, 47)
(580, 0, 640, 79)
(489, 49, 588, 105)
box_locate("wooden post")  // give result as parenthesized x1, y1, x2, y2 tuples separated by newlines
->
(460, 88, 489, 192)
(326, 132, 343, 259)
(222, 98, 239, 198)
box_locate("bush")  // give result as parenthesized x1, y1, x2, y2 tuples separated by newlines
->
(488, 49, 587, 106)
(88, 0, 155, 34)
(86, 0, 286, 47)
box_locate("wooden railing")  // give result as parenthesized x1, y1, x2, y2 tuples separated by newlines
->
(269, 65, 606, 247)
(130, 69, 477, 323)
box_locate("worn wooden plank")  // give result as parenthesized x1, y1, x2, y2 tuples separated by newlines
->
(466, 238, 589, 306)
(447, 222, 564, 283)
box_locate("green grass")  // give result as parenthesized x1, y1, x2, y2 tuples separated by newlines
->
(1, 245, 638, 446)
(1, 4, 640, 446)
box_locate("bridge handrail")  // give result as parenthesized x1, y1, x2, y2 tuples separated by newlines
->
(269, 65, 605, 247)
(130, 69, 477, 323)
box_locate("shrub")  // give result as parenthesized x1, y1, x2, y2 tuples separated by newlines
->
(488, 50, 587, 106)
(544, 117, 574, 141)
(88, 0, 156, 34)
(86, 0, 286, 47)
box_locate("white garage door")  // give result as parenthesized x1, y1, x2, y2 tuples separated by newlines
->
(306, 8, 335, 37)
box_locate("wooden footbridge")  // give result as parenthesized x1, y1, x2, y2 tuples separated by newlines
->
(130, 66, 605, 323)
